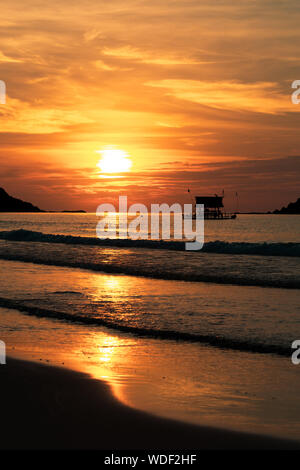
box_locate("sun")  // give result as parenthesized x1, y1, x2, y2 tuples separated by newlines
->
(96, 148, 132, 173)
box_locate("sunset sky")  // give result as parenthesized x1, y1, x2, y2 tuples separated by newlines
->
(0, 0, 299, 211)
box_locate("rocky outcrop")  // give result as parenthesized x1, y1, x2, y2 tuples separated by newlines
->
(0, 187, 44, 212)
(274, 197, 300, 214)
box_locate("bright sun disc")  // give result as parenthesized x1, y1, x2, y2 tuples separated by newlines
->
(97, 149, 132, 173)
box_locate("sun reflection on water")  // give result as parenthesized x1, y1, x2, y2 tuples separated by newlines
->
(98, 336, 119, 363)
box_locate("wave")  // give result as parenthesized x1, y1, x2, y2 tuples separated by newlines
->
(0, 229, 299, 257)
(0, 251, 298, 289)
(0, 296, 291, 357)
(0, 230, 299, 288)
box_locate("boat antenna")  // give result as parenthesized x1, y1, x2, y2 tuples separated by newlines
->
(187, 188, 194, 204)
(235, 191, 239, 213)
(187, 188, 195, 214)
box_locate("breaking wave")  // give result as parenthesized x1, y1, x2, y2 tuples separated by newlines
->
(0, 229, 299, 257)
(0, 296, 291, 357)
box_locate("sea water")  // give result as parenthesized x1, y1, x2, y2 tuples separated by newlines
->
(0, 213, 299, 440)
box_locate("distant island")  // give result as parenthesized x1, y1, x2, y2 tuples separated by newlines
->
(0, 187, 86, 213)
(47, 210, 87, 213)
(273, 197, 300, 214)
(0, 187, 44, 212)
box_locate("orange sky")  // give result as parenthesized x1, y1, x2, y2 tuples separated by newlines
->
(0, 0, 299, 211)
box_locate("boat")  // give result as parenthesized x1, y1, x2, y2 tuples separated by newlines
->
(186, 194, 237, 220)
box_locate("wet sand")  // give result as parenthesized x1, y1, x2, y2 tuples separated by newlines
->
(1, 357, 299, 450)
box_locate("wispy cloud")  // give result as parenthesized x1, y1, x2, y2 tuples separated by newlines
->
(103, 46, 207, 65)
(0, 51, 23, 63)
(147, 80, 294, 115)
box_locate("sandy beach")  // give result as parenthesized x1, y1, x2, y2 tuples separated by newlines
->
(1, 357, 299, 450)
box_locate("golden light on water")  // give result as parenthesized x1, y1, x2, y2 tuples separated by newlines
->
(96, 148, 132, 174)
(98, 337, 119, 363)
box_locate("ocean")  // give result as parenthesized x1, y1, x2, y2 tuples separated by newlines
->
(0, 213, 300, 440)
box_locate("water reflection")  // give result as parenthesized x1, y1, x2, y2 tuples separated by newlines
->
(2, 259, 300, 442)
(99, 338, 115, 363)
(4, 305, 300, 442)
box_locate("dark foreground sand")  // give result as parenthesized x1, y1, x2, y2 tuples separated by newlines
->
(1, 357, 299, 450)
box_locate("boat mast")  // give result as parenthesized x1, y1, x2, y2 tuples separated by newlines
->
(235, 192, 239, 213)
(187, 188, 195, 212)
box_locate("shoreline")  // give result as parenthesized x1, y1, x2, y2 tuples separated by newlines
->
(1, 357, 300, 450)
(1, 261, 300, 444)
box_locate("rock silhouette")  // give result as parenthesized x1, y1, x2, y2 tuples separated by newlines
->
(274, 197, 300, 214)
(0, 187, 43, 212)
